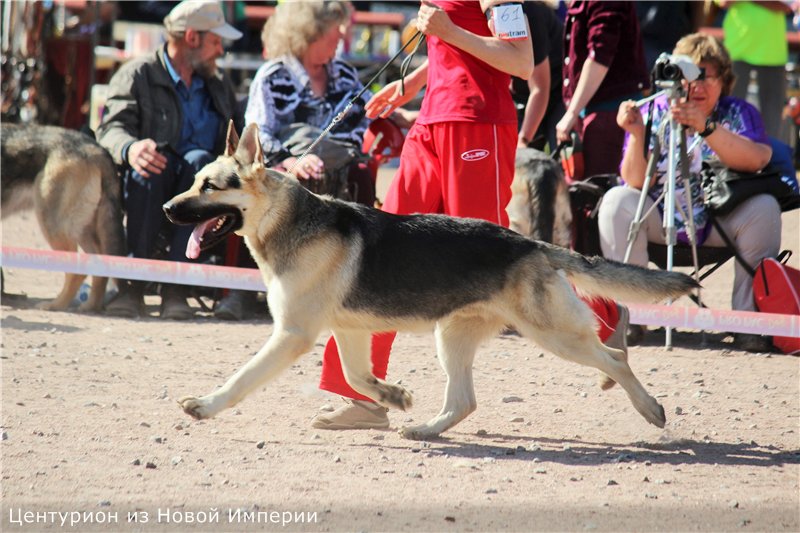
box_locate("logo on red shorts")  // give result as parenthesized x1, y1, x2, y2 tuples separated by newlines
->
(461, 149, 489, 162)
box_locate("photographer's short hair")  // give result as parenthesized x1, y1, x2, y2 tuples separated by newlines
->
(673, 33, 735, 97)
(262, 1, 351, 60)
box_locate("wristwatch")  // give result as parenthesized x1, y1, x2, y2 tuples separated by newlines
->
(698, 117, 717, 138)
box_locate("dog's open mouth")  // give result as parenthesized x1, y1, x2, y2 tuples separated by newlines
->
(186, 213, 240, 259)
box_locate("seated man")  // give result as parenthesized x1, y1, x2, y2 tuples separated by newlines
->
(598, 33, 781, 352)
(97, 0, 242, 319)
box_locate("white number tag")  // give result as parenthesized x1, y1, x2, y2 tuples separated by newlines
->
(491, 4, 528, 41)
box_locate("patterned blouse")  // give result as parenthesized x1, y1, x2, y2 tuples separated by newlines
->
(244, 54, 370, 164)
(623, 94, 769, 244)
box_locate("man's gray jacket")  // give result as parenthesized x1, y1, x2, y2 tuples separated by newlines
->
(97, 45, 239, 167)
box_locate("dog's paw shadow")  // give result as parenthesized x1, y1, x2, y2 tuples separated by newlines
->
(0, 313, 83, 333)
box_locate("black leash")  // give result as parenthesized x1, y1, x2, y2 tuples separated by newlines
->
(289, 30, 426, 173)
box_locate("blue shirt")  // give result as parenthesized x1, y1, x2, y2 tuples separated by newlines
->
(163, 48, 221, 156)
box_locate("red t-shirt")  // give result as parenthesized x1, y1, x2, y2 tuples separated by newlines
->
(417, 1, 518, 125)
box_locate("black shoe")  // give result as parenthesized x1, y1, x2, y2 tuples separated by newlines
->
(214, 290, 257, 321)
(160, 285, 194, 320)
(105, 282, 144, 318)
(733, 333, 774, 353)
(626, 324, 646, 346)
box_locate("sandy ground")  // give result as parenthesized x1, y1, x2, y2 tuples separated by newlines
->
(1, 178, 799, 532)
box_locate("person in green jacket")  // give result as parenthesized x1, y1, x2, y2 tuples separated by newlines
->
(720, 0, 792, 140)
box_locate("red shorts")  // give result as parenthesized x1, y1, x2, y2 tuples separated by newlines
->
(319, 121, 618, 400)
(382, 121, 516, 224)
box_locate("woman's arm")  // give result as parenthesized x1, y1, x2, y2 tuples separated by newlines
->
(555, 58, 609, 142)
(671, 100, 772, 172)
(417, 0, 533, 80)
(616, 100, 649, 189)
(518, 57, 551, 147)
(365, 60, 428, 119)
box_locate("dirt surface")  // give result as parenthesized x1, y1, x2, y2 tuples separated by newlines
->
(2, 199, 799, 532)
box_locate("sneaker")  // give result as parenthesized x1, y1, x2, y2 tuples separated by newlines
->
(160, 286, 194, 320)
(733, 333, 774, 353)
(214, 290, 257, 321)
(105, 284, 143, 318)
(310, 398, 389, 430)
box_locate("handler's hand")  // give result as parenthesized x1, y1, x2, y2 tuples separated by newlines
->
(283, 154, 324, 180)
(416, 1, 455, 40)
(128, 139, 168, 178)
(365, 80, 416, 119)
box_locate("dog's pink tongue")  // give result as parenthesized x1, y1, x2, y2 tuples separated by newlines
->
(186, 219, 216, 259)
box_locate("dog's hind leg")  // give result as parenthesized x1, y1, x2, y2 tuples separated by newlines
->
(76, 232, 108, 313)
(400, 314, 503, 440)
(513, 281, 666, 428)
(37, 235, 85, 311)
(179, 326, 317, 420)
(332, 329, 413, 411)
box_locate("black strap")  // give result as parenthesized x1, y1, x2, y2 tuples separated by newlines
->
(643, 100, 655, 160)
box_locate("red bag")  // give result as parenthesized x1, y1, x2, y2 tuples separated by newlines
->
(753, 251, 800, 355)
(555, 132, 584, 184)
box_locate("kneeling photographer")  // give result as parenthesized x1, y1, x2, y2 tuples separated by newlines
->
(598, 32, 782, 352)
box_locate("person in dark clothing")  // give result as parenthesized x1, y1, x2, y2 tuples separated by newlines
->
(513, 0, 565, 152)
(635, 1, 693, 71)
(97, 1, 242, 319)
(556, 0, 650, 179)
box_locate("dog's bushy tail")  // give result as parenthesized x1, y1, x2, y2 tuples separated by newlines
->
(544, 243, 698, 303)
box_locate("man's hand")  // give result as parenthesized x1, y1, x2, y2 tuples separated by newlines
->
(127, 139, 168, 178)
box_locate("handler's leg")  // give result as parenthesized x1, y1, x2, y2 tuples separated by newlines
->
(313, 126, 443, 428)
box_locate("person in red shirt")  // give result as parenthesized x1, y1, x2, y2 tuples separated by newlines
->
(312, 0, 625, 429)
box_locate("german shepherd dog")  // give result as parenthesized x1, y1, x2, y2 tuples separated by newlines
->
(1, 124, 126, 311)
(164, 123, 697, 440)
(507, 147, 572, 247)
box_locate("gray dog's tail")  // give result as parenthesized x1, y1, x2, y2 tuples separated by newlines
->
(544, 244, 698, 303)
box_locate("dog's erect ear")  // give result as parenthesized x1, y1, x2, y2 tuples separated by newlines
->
(225, 120, 239, 157)
(236, 123, 265, 168)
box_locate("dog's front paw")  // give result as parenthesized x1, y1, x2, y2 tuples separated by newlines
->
(178, 396, 216, 420)
(399, 424, 439, 441)
(37, 300, 68, 312)
(377, 383, 413, 411)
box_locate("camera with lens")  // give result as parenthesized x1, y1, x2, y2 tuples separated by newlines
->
(651, 53, 702, 93)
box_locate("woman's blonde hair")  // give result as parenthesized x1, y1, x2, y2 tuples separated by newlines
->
(262, 1, 351, 60)
(673, 32, 736, 97)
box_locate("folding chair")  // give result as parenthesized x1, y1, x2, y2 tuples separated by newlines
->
(647, 237, 734, 308)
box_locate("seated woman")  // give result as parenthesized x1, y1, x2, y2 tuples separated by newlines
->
(244, 1, 374, 205)
(216, 2, 375, 321)
(598, 33, 781, 352)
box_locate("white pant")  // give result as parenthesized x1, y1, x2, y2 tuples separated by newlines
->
(597, 186, 782, 311)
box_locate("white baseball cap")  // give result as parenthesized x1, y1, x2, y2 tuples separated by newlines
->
(164, 1, 243, 40)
